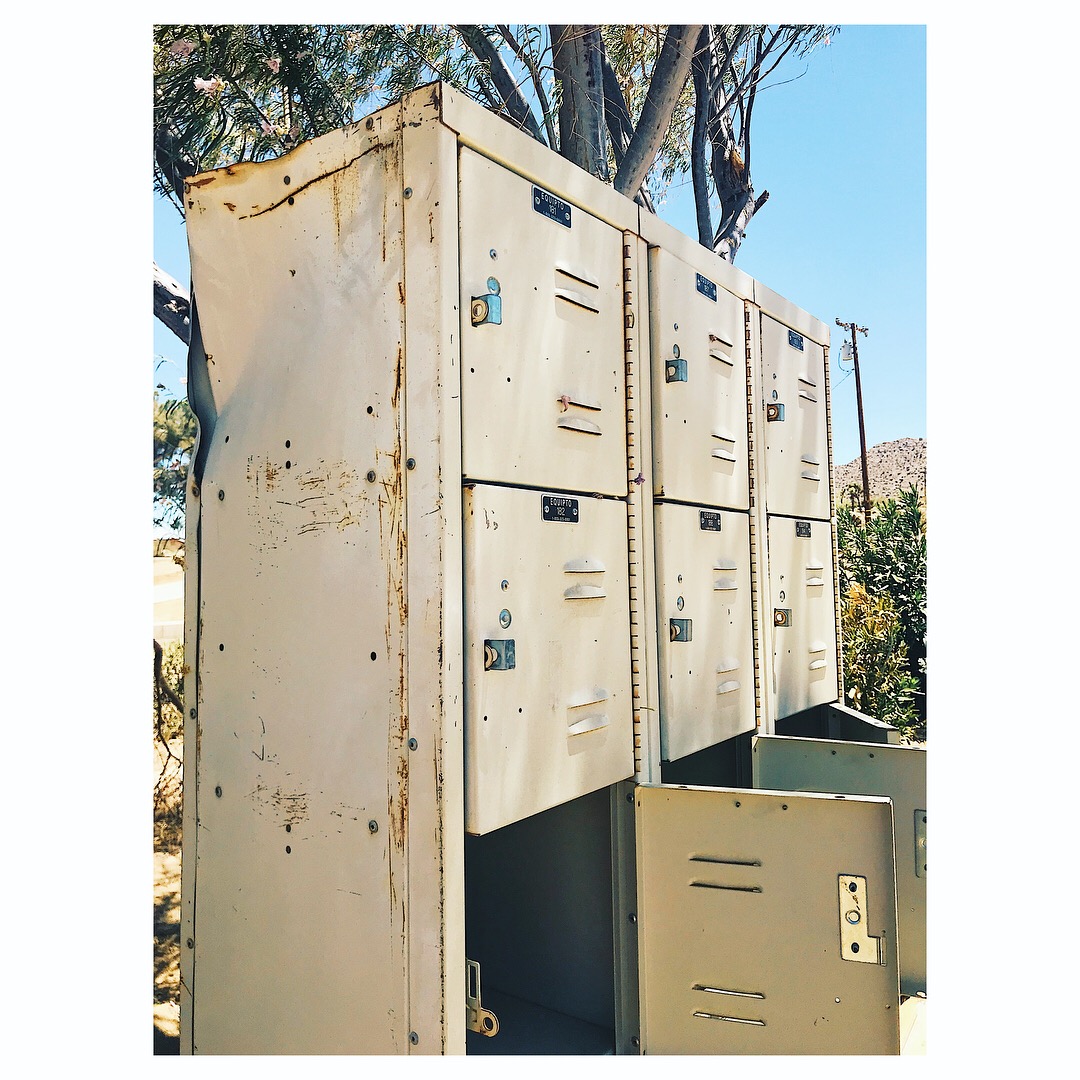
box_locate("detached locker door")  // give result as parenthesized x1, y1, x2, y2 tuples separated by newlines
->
(648, 247, 749, 511)
(767, 515, 839, 720)
(654, 503, 755, 761)
(761, 315, 830, 521)
(753, 735, 927, 996)
(463, 485, 634, 835)
(635, 785, 901, 1055)
(458, 149, 627, 497)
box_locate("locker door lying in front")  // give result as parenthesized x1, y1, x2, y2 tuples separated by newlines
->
(635, 784, 900, 1055)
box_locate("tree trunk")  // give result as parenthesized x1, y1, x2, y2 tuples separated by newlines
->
(614, 25, 701, 199)
(155, 263, 190, 344)
(550, 25, 608, 180)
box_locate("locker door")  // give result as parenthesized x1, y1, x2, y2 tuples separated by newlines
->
(649, 247, 749, 510)
(463, 485, 634, 835)
(753, 735, 927, 996)
(654, 503, 755, 761)
(458, 149, 627, 496)
(760, 315, 830, 520)
(635, 784, 900, 1055)
(767, 515, 839, 720)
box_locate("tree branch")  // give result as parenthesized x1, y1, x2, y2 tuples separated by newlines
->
(497, 24, 557, 149)
(155, 263, 191, 344)
(690, 28, 713, 247)
(455, 25, 546, 143)
(614, 24, 701, 198)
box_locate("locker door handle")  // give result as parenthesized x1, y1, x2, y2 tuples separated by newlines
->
(564, 584, 606, 600)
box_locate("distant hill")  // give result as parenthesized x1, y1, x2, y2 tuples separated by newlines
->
(834, 437, 926, 503)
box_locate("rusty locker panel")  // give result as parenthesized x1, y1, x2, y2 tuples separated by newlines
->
(458, 148, 628, 497)
(635, 784, 901, 1055)
(463, 484, 634, 835)
(653, 502, 756, 761)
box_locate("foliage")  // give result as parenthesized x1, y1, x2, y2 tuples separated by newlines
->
(154, 391, 197, 535)
(153, 23, 836, 256)
(836, 485, 927, 739)
(840, 583, 920, 737)
(154, 639, 185, 853)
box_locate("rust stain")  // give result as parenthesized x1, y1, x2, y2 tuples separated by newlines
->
(239, 142, 387, 220)
(224, 202, 236, 212)
(264, 461, 279, 490)
(186, 176, 216, 191)
(397, 281, 405, 306)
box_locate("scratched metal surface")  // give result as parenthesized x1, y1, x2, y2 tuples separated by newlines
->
(185, 112, 410, 1054)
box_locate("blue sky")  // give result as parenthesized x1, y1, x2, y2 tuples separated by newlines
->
(153, 24, 926, 468)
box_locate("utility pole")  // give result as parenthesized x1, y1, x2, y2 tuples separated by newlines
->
(835, 318, 871, 519)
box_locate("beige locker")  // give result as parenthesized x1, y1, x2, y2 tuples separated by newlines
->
(653, 502, 755, 761)
(760, 313, 831, 521)
(648, 246, 749, 510)
(766, 515, 839, 719)
(463, 484, 634, 835)
(459, 148, 628, 497)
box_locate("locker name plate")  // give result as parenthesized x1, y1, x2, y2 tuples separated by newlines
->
(542, 494, 579, 522)
(695, 273, 717, 302)
(788, 329, 805, 351)
(532, 186, 572, 228)
(699, 510, 723, 532)
(795, 520, 811, 538)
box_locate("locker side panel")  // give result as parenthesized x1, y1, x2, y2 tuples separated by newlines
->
(463, 486, 634, 835)
(458, 148, 628, 496)
(184, 116, 410, 1054)
(767, 515, 839, 720)
(654, 503, 756, 761)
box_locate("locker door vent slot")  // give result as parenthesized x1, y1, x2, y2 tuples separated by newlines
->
(564, 583, 606, 600)
(564, 557, 606, 573)
(713, 577, 738, 592)
(690, 881, 762, 893)
(554, 263, 600, 291)
(567, 714, 610, 737)
(554, 288, 600, 315)
(692, 1012, 766, 1027)
(688, 855, 761, 867)
(556, 415, 602, 436)
(798, 390, 818, 404)
(692, 984, 765, 1000)
(717, 680, 741, 695)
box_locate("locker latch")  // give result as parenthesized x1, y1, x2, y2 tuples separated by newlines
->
(914, 810, 927, 878)
(838, 874, 885, 965)
(766, 402, 785, 421)
(773, 608, 791, 628)
(471, 277, 502, 326)
(483, 639, 515, 670)
(466, 958, 499, 1038)
(665, 344, 687, 383)
(669, 619, 692, 642)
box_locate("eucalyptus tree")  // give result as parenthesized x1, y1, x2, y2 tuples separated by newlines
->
(154, 24, 836, 342)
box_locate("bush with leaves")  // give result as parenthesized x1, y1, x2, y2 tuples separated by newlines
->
(155, 639, 185, 852)
(836, 485, 927, 740)
(154, 392, 197, 535)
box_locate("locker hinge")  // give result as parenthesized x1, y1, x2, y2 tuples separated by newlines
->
(466, 958, 499, 1037)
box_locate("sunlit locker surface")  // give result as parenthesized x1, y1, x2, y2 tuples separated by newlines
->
(463, 485, 634, 834)
(653, 502, 755, 762)
(458, 148, 628, 497)
(758, 305, 831, 523)
(648, 244, 751, 511)
(767, 515, 839, 719)
(635, 784, 901, 1055)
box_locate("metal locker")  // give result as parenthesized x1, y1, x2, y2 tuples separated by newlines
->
(766, 515, 839, 720)
(458, 148, 628, 497)
(648, 246, 749, 511)
(760, 313, 831, 521)
(653, 502, 755, 761)
(752, 735, 927, 997)
(463, 484, 634, 835)
(635, 784, 901, 1055)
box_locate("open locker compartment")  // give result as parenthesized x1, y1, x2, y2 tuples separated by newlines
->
(464, 786, 618, 1055)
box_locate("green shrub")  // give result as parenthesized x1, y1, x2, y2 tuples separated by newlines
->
(836, 485, 927, 740)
